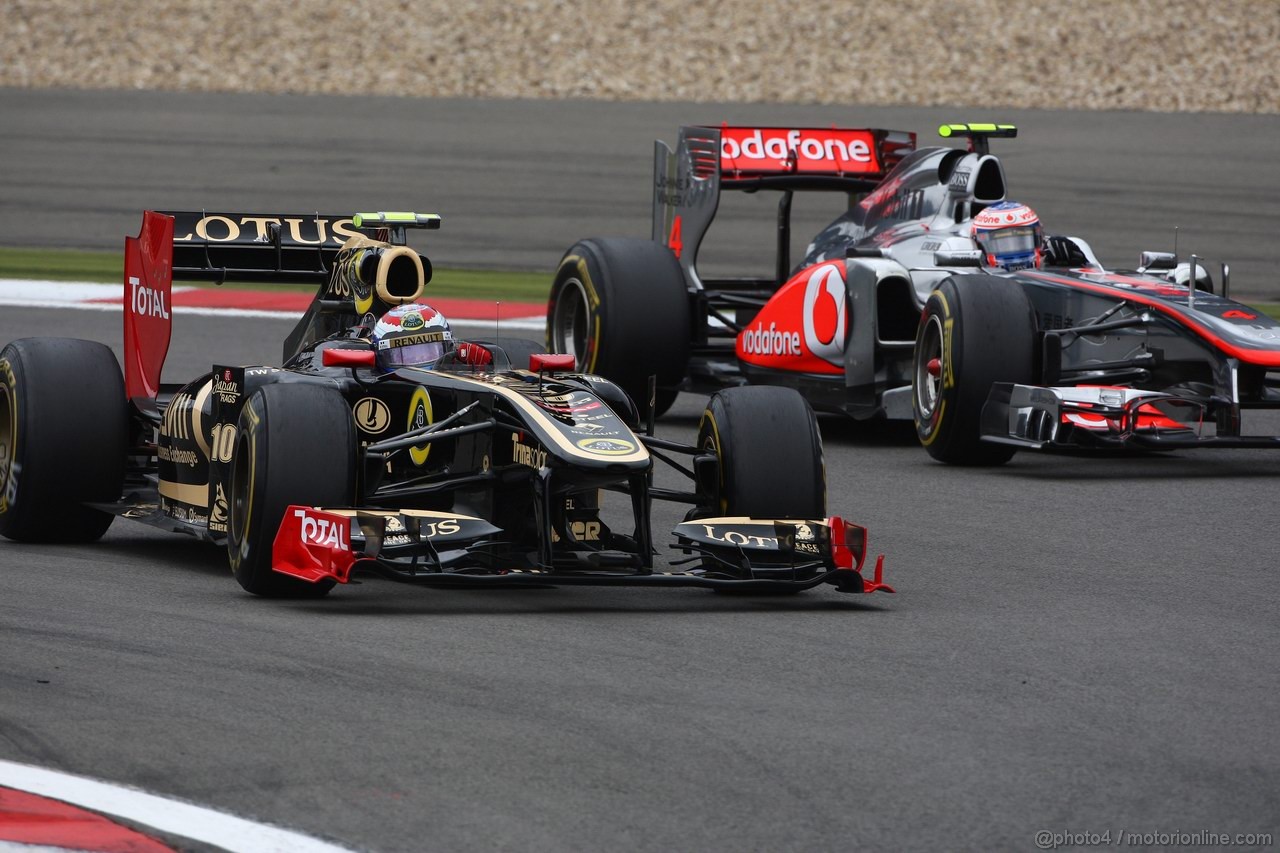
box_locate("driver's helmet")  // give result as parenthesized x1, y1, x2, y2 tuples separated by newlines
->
(372, 302, 454, 372)
(972, 201, 1043, 272)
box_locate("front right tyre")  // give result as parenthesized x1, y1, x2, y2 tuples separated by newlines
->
(228, 382, 356, 596)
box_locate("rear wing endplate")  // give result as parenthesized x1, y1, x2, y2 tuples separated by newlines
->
(123, 211, 173, 408)
(651, 125, 915, 289)
(122, 210, 439, 406)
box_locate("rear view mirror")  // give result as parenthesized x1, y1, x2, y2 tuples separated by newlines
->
(934, 249, 983, 267)
(530, 354, 575, 372)
(322, 348, 376, 368)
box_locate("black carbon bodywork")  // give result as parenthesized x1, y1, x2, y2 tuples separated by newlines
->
(79, 210, 882, 594)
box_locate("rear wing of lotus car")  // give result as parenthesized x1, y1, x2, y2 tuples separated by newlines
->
(164, 210, 439, 284)
(651, 125, 917, 289)
(122, 210, 440, 408)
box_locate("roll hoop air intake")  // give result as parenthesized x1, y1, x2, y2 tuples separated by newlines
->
(331, 244, 429, 309)
(329, 212, 444, 316)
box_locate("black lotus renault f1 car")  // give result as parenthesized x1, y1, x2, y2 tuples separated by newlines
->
(0, 211, 890, 598)
(548, 122, 1280, 465)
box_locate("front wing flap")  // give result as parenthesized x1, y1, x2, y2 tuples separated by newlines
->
(981, 383, 1280, 451)
(671, 516, 891, 593)
(271, 507, 892, 594)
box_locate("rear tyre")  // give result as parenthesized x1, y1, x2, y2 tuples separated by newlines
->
(912, 275, 1036, 465)
(548, 238, 689, 417)
(697, 386, 825, 519)
(0, 338, 127, 543)
(228, 383, 355, 597)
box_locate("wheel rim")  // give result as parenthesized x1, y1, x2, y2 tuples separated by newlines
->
(229, 430, 252, 546)
(551, 277, 592, 369)
(915, 314, 944, 420)
(699, 417, 728, 515)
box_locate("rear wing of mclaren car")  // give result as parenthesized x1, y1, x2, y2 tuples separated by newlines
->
(651, 125, 917, 289)
(123, 209, 438, 410)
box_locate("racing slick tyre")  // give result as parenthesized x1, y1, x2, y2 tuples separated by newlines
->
(0, 338, 127, 543)
(912, 275, 1036, 466)
(697, 386, 826, 519)
(228, 382, 355, 597)
(548, 238, 690, 418)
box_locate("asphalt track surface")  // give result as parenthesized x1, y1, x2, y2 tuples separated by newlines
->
(0, 90, 1278, 850)
(3, 88, 1280, 298)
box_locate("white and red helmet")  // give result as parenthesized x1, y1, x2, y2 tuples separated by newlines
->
(972, 201, 1043, 272)
(372, 303, 453, 372)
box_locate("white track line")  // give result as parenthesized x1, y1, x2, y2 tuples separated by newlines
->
(0, 759, 354, 853)
(0, 280, 194, 303)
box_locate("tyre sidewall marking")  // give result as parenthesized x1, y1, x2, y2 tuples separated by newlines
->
(243, 427, 257, 564)
(0, 357, 15, 515)
(578, 256, 603, 374)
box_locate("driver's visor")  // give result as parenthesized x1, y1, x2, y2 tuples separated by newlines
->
(977, 225, 1041, 256)
(379, 341, 446, 368)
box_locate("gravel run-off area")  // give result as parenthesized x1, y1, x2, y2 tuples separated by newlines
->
(2, 0, 1277, 113)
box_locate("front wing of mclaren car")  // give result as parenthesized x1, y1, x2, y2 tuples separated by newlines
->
(979, 266, 1280, 454)
(270, 507, 892, 594)
(982, 383, 1280, 452)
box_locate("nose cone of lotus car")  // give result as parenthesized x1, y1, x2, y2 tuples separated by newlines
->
(518, 383, 650, 472)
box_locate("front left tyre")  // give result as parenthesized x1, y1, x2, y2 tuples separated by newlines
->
(0, 338, 127, 543)
(696, 385, 826, 519)
(228, 382, 356, 597)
